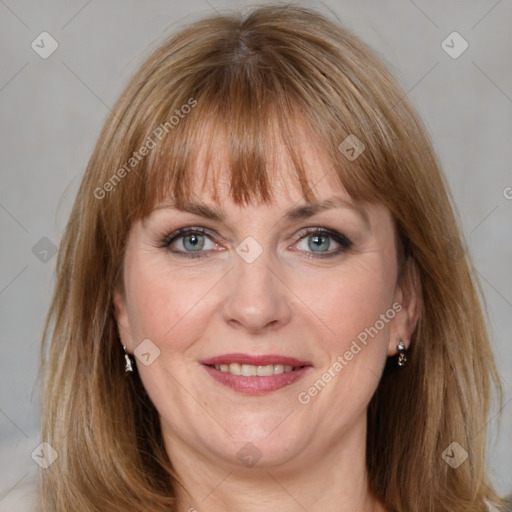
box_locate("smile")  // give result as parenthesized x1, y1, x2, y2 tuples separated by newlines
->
(207, 363, 301, 376)
(200, 353, 313, 395)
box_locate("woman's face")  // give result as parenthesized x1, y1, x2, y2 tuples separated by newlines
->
(113, 130, 418, 474)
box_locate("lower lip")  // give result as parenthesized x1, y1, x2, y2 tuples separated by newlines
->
(202, 365, 312, 395)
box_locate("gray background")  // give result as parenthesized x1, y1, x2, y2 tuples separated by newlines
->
(1, 0, 511, 508)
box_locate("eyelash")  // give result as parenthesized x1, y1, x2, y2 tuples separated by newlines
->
(157, 226, 353, 260)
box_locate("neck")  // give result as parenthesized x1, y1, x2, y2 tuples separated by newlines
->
(165, 414, 387, 512)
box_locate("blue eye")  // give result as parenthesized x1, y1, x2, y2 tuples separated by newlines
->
(159, 227, 216, 259)
(294, 228, 353, 259)
(159, 227, 352, 259)
(174, 232, 209, 252)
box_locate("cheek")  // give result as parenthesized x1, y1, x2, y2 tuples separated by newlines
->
(304, 258, 396, 408)
(127, 244, 397, 357)
(124, 261, 213, 415)
(313, 260, 395, 345)
(124, 257, 218, 351)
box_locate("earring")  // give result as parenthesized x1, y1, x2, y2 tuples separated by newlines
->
(397, 339, 408, 367)
(123, 346, 134, 373)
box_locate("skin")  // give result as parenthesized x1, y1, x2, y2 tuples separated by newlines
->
(113, 129, 419, 512)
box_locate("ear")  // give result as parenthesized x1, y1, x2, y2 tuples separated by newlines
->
(112, 283, 133, 352)
(387, 258, 421, 356)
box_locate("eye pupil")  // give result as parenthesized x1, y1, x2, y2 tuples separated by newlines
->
(309, 234, 330, 252)
(184, 234, 204, 251)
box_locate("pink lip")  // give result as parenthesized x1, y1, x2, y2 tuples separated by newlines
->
(200, 353, 313, 395)
(200, 353, 312, 367)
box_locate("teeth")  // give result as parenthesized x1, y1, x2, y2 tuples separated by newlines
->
(254, 364, 273, 376)
(212, 363, 299, 376)
(273, 364, 284, 374)
(229, 363, 242, 375)
(241, 364, 257, 376)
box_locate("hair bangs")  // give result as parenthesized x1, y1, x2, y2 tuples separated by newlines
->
(132, 98, 316, 221)
(112, 37, 388, 226)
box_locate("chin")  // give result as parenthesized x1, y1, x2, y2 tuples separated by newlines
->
(207, 421, 313, 470)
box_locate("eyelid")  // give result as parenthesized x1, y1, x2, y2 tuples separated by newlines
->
(157, 226, 221, 249)
(158, 225, 353, 259)
(294, 227, 353, 248)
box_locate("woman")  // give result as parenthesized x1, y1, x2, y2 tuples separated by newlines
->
(39, 4, 507, 511)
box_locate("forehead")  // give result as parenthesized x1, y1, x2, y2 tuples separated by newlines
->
(147, 130, 375, 233)
(154, 118, 348, 211)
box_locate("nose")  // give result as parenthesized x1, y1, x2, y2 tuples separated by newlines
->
(222, 249, 292, 334)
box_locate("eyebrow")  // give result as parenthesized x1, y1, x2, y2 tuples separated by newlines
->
(155, 197, 369, 227)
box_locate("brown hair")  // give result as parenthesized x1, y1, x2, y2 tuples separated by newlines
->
(39, 4, 505, 511)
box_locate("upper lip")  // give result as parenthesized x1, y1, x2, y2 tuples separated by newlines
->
(200, 353, 312, 367)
